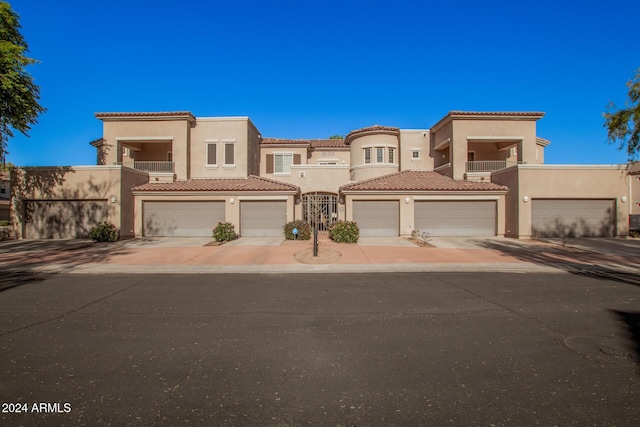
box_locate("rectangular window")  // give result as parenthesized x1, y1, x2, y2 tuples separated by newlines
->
(364, 148, 371, 164)
(411, 150, 420, 160)
(274, 153, 293, 173)
(224, 143, 235, 165)
(206, 144, 217, 165)
(388, 148, 396, 164)
(376, 148, 384, 163)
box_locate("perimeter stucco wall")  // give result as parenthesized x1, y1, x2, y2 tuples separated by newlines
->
(132, 193, 296, 237)
(190, 118, 254, 179)
(101, 119, 191, 180)
(11, 166, 144, 238)
(493, 165, 630, 238)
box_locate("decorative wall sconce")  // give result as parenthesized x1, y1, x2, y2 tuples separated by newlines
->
(110, 196, 117, 203)
(621, 196, 627, 203)
(523, 196, 529, 202)
(229, 198, 235, 204)
(405, 197, 410, 204)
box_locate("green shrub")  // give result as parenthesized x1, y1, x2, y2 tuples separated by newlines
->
(284, 220, 311, 240)
(89, 221, 119, 242)
(213, 221, 239, 242)
(0, 220, 9, 227)
(329, 220, 359, 243)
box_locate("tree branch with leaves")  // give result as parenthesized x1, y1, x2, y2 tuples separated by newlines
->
(0, 1, 45, 160)
(603, 69, 640, 160)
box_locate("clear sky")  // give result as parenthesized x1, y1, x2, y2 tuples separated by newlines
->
(6, 0, 640, 166)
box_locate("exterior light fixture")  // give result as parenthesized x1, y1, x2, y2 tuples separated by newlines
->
(229, 198, 235, 204)
(523, 196, 529, 202)
(621, 196, 627, 203)
(110, 196, 116, 203)
(405, 197, 410, 204)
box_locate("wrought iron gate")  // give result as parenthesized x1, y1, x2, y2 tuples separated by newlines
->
(302, 193, 338, 232)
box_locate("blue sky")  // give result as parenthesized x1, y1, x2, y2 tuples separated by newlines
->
(6, 0, 640, 166)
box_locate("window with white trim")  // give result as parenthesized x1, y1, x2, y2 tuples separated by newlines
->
(274, 153, 293, 173)
(411, 149, 421, 160)
(376, 147, 384, 163)
(388, 148, 396, 164)
(224, 143, 235, 166)
(206, 143, 217, 166)
(364, 148, 371, 164)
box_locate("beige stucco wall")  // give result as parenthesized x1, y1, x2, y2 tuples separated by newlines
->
(132, 193, 296, 237)
(349, 133, 400, 181)
(308, 148, 350, 165)
(101, 119, 191, 180)
(260, 145, 309, 176)
(190, 118, 254, 179)
(631, 174, 640, 215)
(399, 130, 432, 171)
(493, 165, 630, 238)
(10, 166, 147, 239)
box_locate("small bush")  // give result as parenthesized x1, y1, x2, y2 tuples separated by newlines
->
(0, 220, 9, 227)
(90, 221, 119, 242)
(329, 220, 359, 243)
(284, 220, 311, 240)
(630, 230, 640, 238)
(213, 221, 239, 242)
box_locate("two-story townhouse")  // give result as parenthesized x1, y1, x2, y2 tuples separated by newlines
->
(9, 110, 633, 239)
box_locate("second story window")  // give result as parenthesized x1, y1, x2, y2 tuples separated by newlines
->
(388, 148, 396, 164)
(376, 148, 384, 163)
(411, 149, 421, 160)
(206, 143, 217, 166)
(274, 153, 293, 173)
(224, 142, 235, 166)
(364, 148, 371, 164)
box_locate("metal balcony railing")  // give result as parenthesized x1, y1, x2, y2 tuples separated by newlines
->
(118, 161, 174, 173)
(466, 160, 518, 172)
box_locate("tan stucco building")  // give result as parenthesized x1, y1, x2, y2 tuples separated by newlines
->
(8, 111, 636, 239)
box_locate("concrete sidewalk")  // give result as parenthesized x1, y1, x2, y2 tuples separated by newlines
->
(1, 235, 639, 275)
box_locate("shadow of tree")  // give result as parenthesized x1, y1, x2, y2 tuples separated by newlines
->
(0, 271, 49, 292)
(609, 309, 640, 367)
(470, 238, 640, 287)
(532, 206, 616, 238)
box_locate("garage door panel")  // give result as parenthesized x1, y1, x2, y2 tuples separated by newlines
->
(26, 200, 108, 239)
(144, 201, 225, 237)
(415, 201, 496, 237)
(353, 201, 399, 237)
(532, 199, 614, 237)
(241, 201, 286, 237)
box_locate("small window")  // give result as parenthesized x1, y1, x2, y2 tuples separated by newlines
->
(467, 152, 475, 162)
(206, 143, 217, 165)
(274, 153, 293, 173)
(388, 148, 396, 164)
(364, 148, 371, 164)
(224, 143, 235, 166)
(0, 188, 5, 194)
(411, 150, 420, 160)
(376, 148, 384, 163)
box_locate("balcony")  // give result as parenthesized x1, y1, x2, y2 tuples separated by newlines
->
(466, 160, 518, 173)
(118, 161, 174, 173)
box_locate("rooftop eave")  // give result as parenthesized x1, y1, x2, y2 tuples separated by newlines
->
(431, 111, 546, 133)
(95, 112, 196, 123)
(536, 137, 551, 147)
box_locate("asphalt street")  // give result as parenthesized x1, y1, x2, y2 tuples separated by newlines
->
(0, 272, 639, 426)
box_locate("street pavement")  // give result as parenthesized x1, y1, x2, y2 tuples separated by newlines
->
(0, 236, 639, 276)
(0, 272, 638, 426)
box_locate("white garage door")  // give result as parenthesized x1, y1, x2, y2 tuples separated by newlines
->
(531, 199, 615, 237)
(143, 201, 225, 237)
(353, 201, 399, 237)
(240, 201, 287, 237)
(25, 200, 108, 239)
(415, 201, 497, 236)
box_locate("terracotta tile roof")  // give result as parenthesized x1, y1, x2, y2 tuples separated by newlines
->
(340, 170, 508, 192)
(344, 125, 399, 145)
(431, 111, 545, 131)
(95, 111, 196, 121)
(133, 176, 299, 192)
(261, 138, 348, 149)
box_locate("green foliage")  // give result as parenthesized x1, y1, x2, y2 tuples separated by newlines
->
(0, 2, 46, 158)
(0, 219, 9, 226)
(329, 220, 359, 243)
(604, 68, 640, 160)
(328, 134, 344, 139)
(284, 220, 311, 240)
(89, 221, 119, 242)
(213, 221, 239, 242)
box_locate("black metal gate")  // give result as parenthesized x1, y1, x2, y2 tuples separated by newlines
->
(302, 193, 338, 232)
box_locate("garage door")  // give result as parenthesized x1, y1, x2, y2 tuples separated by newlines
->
(240, 201, 286, 237)
(415, 201, 497, 236)
(531, 199, 615, 237)
(353, 201, 399, 237)
(25, 200, 108, 239)
(143, 201, 225, 236)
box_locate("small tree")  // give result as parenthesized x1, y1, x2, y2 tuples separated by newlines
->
(328, 134, 344, 140)
(0, 2, 46, 159)
(603, 68, 640, 160)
